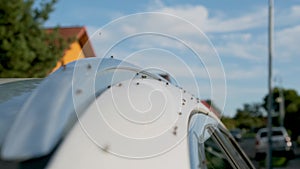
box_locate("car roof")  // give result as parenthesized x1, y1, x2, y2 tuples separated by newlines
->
(0, 79, 42, 146)
(256, 127, 288, 137)
(1, 57, 213, 161)
(0, 58, 149, 160)
(45, 74, 218, 169)
(258, 127, 286, 132)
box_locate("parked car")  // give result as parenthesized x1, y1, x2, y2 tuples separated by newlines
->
(230, 128, 242, 142)
(0, 58, 255, 169)
(255, 127, 293, 160)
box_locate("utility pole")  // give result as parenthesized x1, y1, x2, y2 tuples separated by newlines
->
(275, 76, 285, 127)
(278, 79, 285, 127)
(267, 0, 274, 169)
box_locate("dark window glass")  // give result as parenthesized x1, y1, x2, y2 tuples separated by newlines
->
(260, 130, 283, 137)
(272, 131, 283, 136)
(204, 137, 232, 169)
(189, 114, 254, 169)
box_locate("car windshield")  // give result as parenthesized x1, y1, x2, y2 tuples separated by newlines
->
(189, 113, 255, 169)
(230, 130, 240, 134)
(260, 130, 283, 137)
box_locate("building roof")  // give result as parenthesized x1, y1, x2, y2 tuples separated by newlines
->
(46, 26, 96, 58)
(201, 100, 221, 118)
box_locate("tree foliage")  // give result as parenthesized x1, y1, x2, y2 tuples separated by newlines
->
(221, 117, 237, 130)
(220, 86, 300, 140)
(262, 87, 300, 139)
(0, 0, 66, 77)
(234, 103, 265, 130)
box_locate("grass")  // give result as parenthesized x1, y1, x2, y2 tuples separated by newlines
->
(242, 132, 256, 138)
(259, 157, 288, 167)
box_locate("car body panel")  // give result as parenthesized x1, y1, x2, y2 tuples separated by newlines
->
(0, 79, 42, 146)
(255, 127, 292, 155)
(0, 58, 151, 160)
(0, 58, 255, 169)
(46, 78, 205, 169)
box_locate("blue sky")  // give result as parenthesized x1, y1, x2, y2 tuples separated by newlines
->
(44, 0, 300, 117)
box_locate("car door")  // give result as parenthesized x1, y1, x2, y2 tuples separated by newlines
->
(188, 112, 255, 169)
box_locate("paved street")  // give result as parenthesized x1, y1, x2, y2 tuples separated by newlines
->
(239, 137, 300, 169)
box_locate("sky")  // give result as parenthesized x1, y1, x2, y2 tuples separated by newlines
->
(43, 0, 300, 117)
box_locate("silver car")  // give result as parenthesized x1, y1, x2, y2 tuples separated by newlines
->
(255, 127, 293, 159)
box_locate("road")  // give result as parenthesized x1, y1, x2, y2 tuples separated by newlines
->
(239, 137, 300, 169)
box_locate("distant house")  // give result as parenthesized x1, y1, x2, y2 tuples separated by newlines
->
(201, 100, 222, 118)
(46, 26, 96, 72)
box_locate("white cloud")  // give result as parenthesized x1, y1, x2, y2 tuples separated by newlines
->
(217, 40, 266, 61)
(275, 25, 300, 60)
(154, 5, 267, 33)
(290, 5, 300, 18)
(84, 3, 299, 108)
(147, 0, 165, 10)
(225, 65, 266, 80)
(276, 5, 300, 27)
(85, 4, 271, 60)
(207, 8, 267, 32)
(84, 3, 300, 79)
(220, 33, 253, 42)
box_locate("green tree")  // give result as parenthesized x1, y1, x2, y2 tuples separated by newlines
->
(0, 0, 66, 77)
(234, 103, 265, 130)
(221, 117, 237, 130)
(262, 87, 300, 139)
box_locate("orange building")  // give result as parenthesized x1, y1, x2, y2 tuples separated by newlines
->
(46, 26, 96, 72)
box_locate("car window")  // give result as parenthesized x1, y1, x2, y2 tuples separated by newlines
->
(260, 130, 283, 137)
(188, 113, 255, 169)
(272, 130, 283, 136)
(204, 136, 232, 169)
(260, 132, 267, 137)
(189, 113, 216, 169)
(208, 126, 253, 169)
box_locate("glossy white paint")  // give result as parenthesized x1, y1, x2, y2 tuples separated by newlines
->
(0, 58, 142, 160)
(46, 78, 212, 169)
(0, 58, 232, 169)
